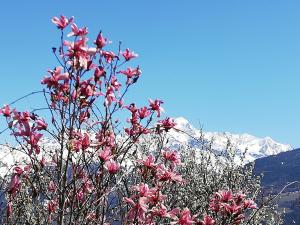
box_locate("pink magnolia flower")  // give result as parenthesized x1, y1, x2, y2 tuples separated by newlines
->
(105, 86, 116, 106)
(132, 183, 157, 198)
(28, 132, 43, 154)
(172, 208, 196, 225)
(122, 48, 138, 61)
(105, 160, 120, 174)
(79, 80, 95, 98)
(148, 190, 167, 205)
(13, 120, 31, 137)
(158, 117, 176, 131)
(35, 118, 48, 130)
(124, 196, 149, 221)
(138, 155, 156, 168)
(244, 199, 258, 209)
(156, 165, 183, 183)
(118, 67, 141, 84)
(126, 103, 138, 114)
(0, 105, 11, 117)
(101, 51, 116, 63)
(68, 23, 88, 37)
(125, 124, 150, 138)
(64, 38, 92, 69)
(94, 67, 106, 80)
(9, 174, 21, 196)
(15, 111, 31, 122)
(41, 67, 69, 89)
(51, 15, 74, 29)
(234, 192, 247, 204)
(95, 32, 109, 49)
(71, 139, 82, 152)
(216, 190, 233, 202)
(233, 214, 245, 224)
(98, 147, 113, 162)
(223, 203, 242, 215)
(13, 166, 24, 175)
(138, 107, 151, 119)
(162, 149, 181, 166)
(111, 76, 122, 91)
(152, 203, 172, 218)
(149, 99, 164, 117)
(199, 215, 215, 225)
(96, 130, 116, 147)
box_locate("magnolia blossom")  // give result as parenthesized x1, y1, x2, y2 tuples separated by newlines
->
(63, 38, 92, 69)
(94, 32, 109, 49)
(138, 106, 151, 119)
(209, 190, 257, 224)
(158, 117, 176, 131)
(149, 99, 164, 117)
(122, 48, 138, 61)
(138, 155, 157, 168)
(94, 67, 106, 80)
(151, 203, 171, 218)
(0, 104, 11, 117)
(9, 174, 21, 197)
(68, 23, 88, 37)
(162, 149, 181, 166)
(51, 15, 74, 29)
(118, 67, 141, 84)
(105, 86, 117, 106)
(13, 166, 24, 175)
(98, 147, 113, 162)
(124, 196, 149, 222)
(41, 67, 69, 89)
(244, 199, 258, 209)
(171, 208, 196, 225)
(199, 215, 215, 225)
(156, 165, 183, 183)
(35, 118, 48, 130)
(101, 51, 116, 63)
(111, 76, 122, 91)
(105, 160, 120, 174)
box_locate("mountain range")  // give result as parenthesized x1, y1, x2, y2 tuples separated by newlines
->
(170, 117, 292, 163)
(0, 117, 293, 176)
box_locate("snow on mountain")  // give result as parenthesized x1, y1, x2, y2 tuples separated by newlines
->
(0, 117, 292, 176)
(168, 117, 292, 163)
(0, 138, 59, 177)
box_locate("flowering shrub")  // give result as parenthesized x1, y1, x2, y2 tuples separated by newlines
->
(0, 15, 274, 225)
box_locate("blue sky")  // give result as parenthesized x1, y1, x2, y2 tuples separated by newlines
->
(0, 1, 299, 147)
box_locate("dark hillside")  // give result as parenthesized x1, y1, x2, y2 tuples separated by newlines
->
(253, 148, 300, 224)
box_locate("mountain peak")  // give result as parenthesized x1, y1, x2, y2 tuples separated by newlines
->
(174, 117, 190, 126)
(169, 117, 292, 163)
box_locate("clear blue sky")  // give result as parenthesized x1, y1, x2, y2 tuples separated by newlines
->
(0, 1, 299, 147)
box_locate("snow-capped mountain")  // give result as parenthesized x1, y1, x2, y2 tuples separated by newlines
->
(168, 117, 292, 163)
(0, 117, 292, 176)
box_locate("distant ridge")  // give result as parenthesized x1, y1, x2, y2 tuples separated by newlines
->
(169, 117, 292, 163)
